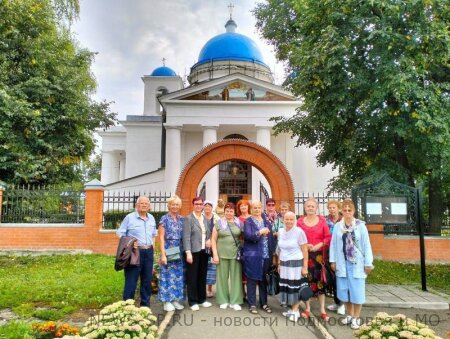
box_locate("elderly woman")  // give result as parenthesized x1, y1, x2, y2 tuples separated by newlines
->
(183, 196, 212, 311)
(203, 200, 219, 298)
(325, 200, 345, 315)
(329, 199, 374, 330)
(236, 199, 251, 224)
(158, 195, 185, 312)
(263, 198, 281, 226)
(277, 211, 309, 322)
(211, 203, 244, 310)
(243, 200, 275, 314)
(273, 201, 290, 238)
(297, 198, 331, 321)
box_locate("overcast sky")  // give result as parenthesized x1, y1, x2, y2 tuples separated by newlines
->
(72, 0, 284, 121)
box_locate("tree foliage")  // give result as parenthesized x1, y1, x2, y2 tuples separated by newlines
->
(0, 0, 116, 185)
(254, 0, 450, 228)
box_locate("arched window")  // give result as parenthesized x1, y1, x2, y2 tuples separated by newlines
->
(223, 134, 248, 140)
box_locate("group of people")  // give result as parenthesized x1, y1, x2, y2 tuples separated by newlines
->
(116, 195, 373, 330)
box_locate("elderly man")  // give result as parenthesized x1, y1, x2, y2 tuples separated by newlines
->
(117, 196, 157, 307)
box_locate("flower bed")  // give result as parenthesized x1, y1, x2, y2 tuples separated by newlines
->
(80, 300, 158, 338)
(354, 312, 443, 339)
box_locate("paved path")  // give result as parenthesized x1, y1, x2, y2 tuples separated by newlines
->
(158, 285, 449, 339)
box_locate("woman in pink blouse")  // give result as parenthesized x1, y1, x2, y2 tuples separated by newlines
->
(297, 198, 331, 321)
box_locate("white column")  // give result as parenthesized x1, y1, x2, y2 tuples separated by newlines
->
(101, 151, 120, 185)
(164, 125, 182, 194)
(256, 126, 271, 150)
(253, 126, 272, 198)
(202, 126, 219, 204)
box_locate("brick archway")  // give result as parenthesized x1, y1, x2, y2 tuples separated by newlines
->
(176, 139, 295, 215)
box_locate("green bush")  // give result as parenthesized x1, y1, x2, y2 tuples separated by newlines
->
(0, 321, 33, 338)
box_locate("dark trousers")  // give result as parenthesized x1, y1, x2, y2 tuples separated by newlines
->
(247, 258, 270, 307)
(186, 250, 208, 306)
(123, 248, 154, 306)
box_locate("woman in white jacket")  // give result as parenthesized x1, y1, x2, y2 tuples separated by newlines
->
(329, 199, 374, 330)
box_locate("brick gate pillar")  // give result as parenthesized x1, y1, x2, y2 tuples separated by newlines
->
(84, 179, 105, 230)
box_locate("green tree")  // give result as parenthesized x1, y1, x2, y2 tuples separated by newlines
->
(254, 0, 450, 231)
(0, 0, 116, 185)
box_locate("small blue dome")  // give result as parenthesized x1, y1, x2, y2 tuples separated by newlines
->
(151, 66, 176, 76)
(194, 32, 267, 67)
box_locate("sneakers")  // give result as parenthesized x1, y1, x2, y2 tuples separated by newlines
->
(172, 301, 184, 310)
(230, 304, 242, 311)
(328, 303, 346, 315)
(327, 303, 339, 311)
(163, 302, 175, 312)
(190, 304, 200, 311)
(219, 303, 229, 309)
(201, 301, 212, 308)
(341, 315, 352, 325)
(282, 310, 300, 322)
(351, 317, 362, 329)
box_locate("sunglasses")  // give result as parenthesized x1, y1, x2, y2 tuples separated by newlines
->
(267, 203, 275, 206)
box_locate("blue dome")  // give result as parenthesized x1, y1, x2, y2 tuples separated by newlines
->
(151, 66, 176, 76)
(195, 32, 266, 67)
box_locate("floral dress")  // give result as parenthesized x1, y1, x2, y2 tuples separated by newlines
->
(158, 214, 185, 302)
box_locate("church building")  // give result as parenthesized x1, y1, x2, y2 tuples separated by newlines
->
(99, 15, 335, 205)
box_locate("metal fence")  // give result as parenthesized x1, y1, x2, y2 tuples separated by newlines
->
(1, 185, 84, 223)
(102, 190, 171, 229)
(294, 192, 345, 216)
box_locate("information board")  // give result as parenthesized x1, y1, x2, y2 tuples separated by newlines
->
(364, 195, 409, 224)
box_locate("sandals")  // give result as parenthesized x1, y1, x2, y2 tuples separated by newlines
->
(261, 305, 272, 313)
(301, 310, 311, 319)
(249, 306, 258, 314)
(320, 313, 330, 322)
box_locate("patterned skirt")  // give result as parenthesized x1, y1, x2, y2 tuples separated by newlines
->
(307, 251, 327, 295)
(279, 259, 304, 306)
(206, 256, 216, 285)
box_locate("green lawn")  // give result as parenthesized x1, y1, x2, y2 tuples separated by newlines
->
(367, 259, 450, 294)
(0, 254, 448, 323)
(0, 254, 123, 320)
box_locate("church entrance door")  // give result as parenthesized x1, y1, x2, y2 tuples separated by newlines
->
(176, 139, 294, 215)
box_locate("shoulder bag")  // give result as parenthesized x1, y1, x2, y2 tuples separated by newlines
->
(226, 222, 243, 262)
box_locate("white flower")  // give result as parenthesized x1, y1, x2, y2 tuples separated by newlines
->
(399, 331, 414, 338)
(369, 330, 382, 339)
(418, 328, 435, 336)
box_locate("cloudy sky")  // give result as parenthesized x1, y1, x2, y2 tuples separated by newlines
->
(72, 0, 285, 121)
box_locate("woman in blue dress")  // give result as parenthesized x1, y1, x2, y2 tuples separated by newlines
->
(243, 200, 276, 314)
(158, 195, 185, 312)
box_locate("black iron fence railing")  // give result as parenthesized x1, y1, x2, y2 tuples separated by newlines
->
(1, 185, 84, 223)
(102, 191, 171, 229)
(294, 192, 345, 216)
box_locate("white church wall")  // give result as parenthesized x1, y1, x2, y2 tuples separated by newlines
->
(142, 76, 183, 116)
(125, 124, 162, 178)
(105, 169, 166, 194)
(181, 132, 203, 168)
(291, 145, 336, 193)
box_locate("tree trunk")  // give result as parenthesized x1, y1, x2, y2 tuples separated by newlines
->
(428, 176, 444, 235)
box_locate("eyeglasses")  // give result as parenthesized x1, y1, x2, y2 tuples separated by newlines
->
(193, 203, 203, 206)
(343, 209, 352, 212)
(267, 203, 275, 206)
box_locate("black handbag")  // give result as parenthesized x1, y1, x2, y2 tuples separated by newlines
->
(266, 265, 280, 295)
